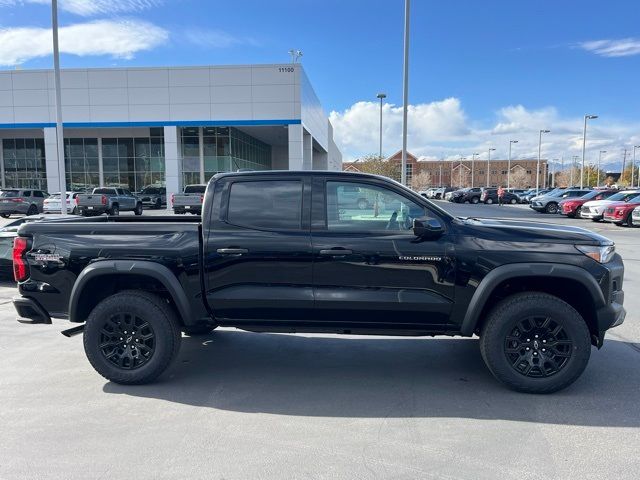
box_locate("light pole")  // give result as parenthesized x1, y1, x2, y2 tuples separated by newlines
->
(487, 148, 496, 187)
(571, 155, 580, 186)
(537, 129, 550, 195)
(51, 0, 67, 214)
(597, 150, 607, 186)
(376, 93, 386, 160)
(581, 114, 598, 188)
(507, 140, 518, 188)
(400, 0, 410, 186)
(471, 153, 479, 187)
(633, 146, 640, 188)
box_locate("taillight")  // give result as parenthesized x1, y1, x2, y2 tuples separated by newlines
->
(171, 193, 175, 206)
(200, 195, 204, 204)
(13, 237, 29, 282)
(75, 196, 79, 206)
(101, 195, 107, 205)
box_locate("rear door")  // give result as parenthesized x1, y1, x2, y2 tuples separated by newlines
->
(310, 177, 456, 330)
(204, 175, 313, 322)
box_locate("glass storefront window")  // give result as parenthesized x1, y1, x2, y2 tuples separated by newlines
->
(2, 138, 47, 190)
(100, 134, 165, 191)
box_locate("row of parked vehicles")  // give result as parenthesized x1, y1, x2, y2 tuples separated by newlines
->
(0, 184, 208, 218)
(529, 187, 640, 226)
(421, 186, 540, 204)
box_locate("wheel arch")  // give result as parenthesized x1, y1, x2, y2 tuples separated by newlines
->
(461, 263, 606, 340)
(69, 260, 194, 326)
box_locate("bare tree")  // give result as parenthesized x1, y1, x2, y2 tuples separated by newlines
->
(510, 168, 529, 188)
(411, 170, 432, 191)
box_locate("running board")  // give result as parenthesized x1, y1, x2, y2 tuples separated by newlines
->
(61, 325, 85, 337)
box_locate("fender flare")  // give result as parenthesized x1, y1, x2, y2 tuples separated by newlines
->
(69, 260, 192, 323)
(460, 263, 606, 335)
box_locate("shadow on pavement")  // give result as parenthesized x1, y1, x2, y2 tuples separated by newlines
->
(103, 330, 640, 427)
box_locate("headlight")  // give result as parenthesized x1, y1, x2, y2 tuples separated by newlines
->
(575, 244, 615, 263)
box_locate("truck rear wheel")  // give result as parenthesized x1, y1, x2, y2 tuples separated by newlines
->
(134, 203, 143, 215)
(83, 291, 181, 384)
(479, 292, 591, 394)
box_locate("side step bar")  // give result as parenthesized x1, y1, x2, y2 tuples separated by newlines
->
(61, 325, 85, 337)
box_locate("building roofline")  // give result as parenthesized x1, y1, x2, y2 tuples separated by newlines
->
(0, 63, 306, 74)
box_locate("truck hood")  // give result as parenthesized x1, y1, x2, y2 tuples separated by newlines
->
(458, 217, 612, 245)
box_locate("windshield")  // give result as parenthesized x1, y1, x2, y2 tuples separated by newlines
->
(607, 191, 638, 201)
(141, 187, 161, 194)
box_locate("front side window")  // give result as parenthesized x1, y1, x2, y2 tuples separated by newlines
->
(326, 181, 425, 232)
(227, 180, 303, 231)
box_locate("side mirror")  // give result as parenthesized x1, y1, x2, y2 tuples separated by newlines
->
(413, 217, 445, 239)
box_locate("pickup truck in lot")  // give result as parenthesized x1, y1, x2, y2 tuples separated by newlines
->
(76, 187, 143, 216)
(172, 184, 206, 214)
(12, 171, 625, 393)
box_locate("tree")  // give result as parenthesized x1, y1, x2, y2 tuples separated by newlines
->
(351, 154, 401, 182)
(510, 168, 529, 189)
(411, 170, 432, 191)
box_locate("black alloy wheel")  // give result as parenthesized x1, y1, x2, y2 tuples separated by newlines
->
(504, 316, 572, 378)
(27, 204, 38, 216)
(99, 312, 156, 370)
(545, 202, 559, 214)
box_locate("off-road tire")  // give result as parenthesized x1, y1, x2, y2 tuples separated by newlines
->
(83, 290, 182, 385)
(479, 292, 591, 394)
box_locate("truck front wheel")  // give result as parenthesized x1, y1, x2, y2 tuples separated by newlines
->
(109, 204, 119, 216)
(83, 291, 181, 384)
(479, 292, 591, 394)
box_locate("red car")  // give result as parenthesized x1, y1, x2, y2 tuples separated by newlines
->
(603, 200, 640, 226)
(559, 189, 617, 217)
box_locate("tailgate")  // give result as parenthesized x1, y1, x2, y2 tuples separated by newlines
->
(173, 194, 202, 207)
(76, 195, 105, 206)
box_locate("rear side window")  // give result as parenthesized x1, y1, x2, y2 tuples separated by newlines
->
(94, 188, 116, 195)
(185, 185, 206, 194)
(227, 180, 302, 231)
(0, 190, 19, 197)
(23, 191, 31, 197)
(33, 191, 44, 198)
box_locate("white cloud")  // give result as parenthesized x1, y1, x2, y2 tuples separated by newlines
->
(0, 19, 168, 65)
(579, 38, 640, 57)
(1, 0, 162, 16)
(330, 98, 640, 171)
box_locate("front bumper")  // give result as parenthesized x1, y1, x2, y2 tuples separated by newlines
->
(529, 203, 546, 211)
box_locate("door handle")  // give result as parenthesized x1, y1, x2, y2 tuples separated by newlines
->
(319, 249, 352, 256)
(216, 248, 249, 255)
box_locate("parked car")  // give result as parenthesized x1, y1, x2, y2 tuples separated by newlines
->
(530, 189, 591, 214)
(76, 188, 143, 216)
(631, 205, 640, 227)
(0, 189, 48, 218)
(603, 197, 640, 226)
(481, 188, 520, 204)
(0, 215, 66, 277)
(419, 188, 436, 198)
(520, 188, 551, 204)
(172, 184, 207, 214)
(13, 170, 625, 393)
(559, 190, 617, 218)
(450, 187, 483, 203)
(43, 192, 80, 214)
(580, 190, 640, 222)
(434, 187, 456, 200)
(137, 186, 166, 209)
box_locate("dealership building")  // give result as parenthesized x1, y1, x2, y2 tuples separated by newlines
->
(0, 64, 341, 201)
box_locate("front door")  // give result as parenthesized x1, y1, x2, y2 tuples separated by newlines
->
(204, 176, 314, 322)
(311, 177, 456, 330)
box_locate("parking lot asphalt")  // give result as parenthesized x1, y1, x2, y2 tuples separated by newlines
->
(0, 205, 639, 480)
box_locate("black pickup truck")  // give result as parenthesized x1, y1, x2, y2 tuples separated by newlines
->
(12, 171, 625, 393)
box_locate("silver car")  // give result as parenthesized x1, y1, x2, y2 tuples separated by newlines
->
(0, 189, 49, 218)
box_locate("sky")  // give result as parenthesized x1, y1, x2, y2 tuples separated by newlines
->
(0, 0, 639, 169)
